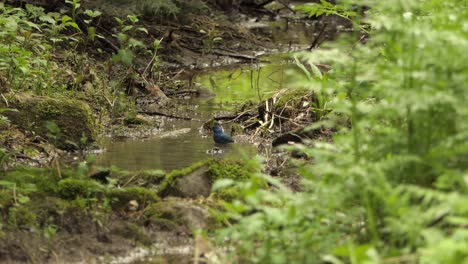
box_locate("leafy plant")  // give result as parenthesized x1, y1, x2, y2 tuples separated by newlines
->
(200, 28, 223, 54)
(112, 15, 148, 67)
(294, 0, 357, 21)
(214, 0, 468, 263)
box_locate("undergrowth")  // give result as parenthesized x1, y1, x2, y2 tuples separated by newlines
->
(214, 0, 468, 263)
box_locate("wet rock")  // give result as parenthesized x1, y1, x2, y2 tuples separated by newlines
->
(272, 127, 321, 147)
(147, 198, 214, 230)
(159, 159, 254, 199)
(166, 166, 211, 198)
(0, 93, 95, 150)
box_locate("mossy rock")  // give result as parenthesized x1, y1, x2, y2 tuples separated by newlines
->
(112, 222, 152, 246)
(107, 187, 159, 210)
(3, 166, 61, 195)
(158, 160, 209, 198)
(158, 159, 255, 199)
(112, 169, 166, 187)
(1, 93, 96, 150)
(206, 159, 252, 183)
(57, 178, 102, 199)
(206, 159, 254, 200)
(145, 198, 214, 230)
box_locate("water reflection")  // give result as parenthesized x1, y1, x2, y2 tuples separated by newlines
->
(195, 62, 307, 110)
(95, 119, 256, 171)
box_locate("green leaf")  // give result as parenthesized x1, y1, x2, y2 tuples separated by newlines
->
(61, 15, 72, 23)
(212, 179, 235, 191)
(65, 21, 81, 31)
(310, 63, 323, 79)
(17, 195, 30, 204)
(84, 9, 102, 18)
(294, 55, 312, 81)
(137, 27, 148, 34)
(122, 25, 133, 32)
(39, 15, 56, 25)
(127, 15, 139, 23)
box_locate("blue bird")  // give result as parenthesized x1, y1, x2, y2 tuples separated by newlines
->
(213, 125, 234, 144)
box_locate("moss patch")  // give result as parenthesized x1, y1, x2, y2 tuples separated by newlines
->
(107, 187, 159, 210)
(157, 160, 209, 197)
(1, 92, 96, 150)
(57, 178, 102, 200)
(112, 222, 152, 246)
(156, 159, 256, 199)
(8, 206, 37, 229)
(145, 198, 214, 230)
(206, 159, 256, 200)
(206, 159, 252, 183)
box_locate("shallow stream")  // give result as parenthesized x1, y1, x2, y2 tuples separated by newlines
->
(93, 12, 318, 171)
(95, 61, 307, 171)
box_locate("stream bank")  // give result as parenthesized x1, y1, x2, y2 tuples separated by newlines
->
(0, 1, 351, 263)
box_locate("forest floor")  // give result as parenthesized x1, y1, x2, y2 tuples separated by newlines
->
(0, 1, 350, 263)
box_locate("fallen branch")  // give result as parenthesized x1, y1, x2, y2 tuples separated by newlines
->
(214, 109, 255, 121)
(165, 89, 199, 96)
(212, 49, 258, 61)
(138, 110, 192, 120)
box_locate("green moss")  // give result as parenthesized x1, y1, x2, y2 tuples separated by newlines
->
(8, 206, 37, 229)
(123, 116, 149, 126)
(107, 187, 158, 210)
(157, 159, 256, 199)
(113, 222, 152, 246)
(0, 191, 12, 209)
(112, 169, 166, 187)
(31, 197, 71, 224)
(145, 201, 181, 223)
(206, 159, 256, 201)
(3, 167, 61, 196)
(146, 217, 179, 230)
(275, 88, 311, 107)
(138, 170, 166, 184)
(57, 178, 102, 199)
(1, 93, 96, 149)
(206, 159, 252, 182)
(157, 160, 209, 196)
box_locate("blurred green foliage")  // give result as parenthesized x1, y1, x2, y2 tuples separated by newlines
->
(214, 0, 468, 263)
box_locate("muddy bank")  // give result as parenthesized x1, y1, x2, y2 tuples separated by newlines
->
(1, 0, 351, 168)
(0, 157, 257, 263)
(0, 1, 353, 262)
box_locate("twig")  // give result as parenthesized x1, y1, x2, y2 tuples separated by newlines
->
(1, 93, 8, 107)
(214, 109, 255, 122)
(122, 173, 139, 187)
(309, 22, 328, 50)
(165, 89, 199, 96)
(277, 0, 296, 14)
(212, 49, 258, 61)
(139, 110, 192, 120)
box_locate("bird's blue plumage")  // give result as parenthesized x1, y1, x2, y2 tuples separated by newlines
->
(213, 125, 234, 144)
